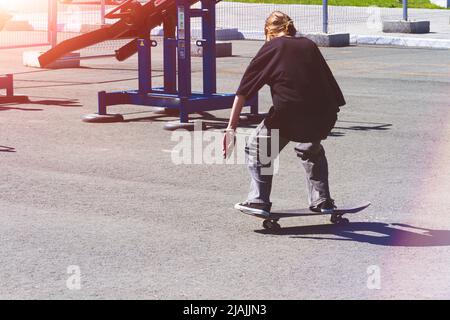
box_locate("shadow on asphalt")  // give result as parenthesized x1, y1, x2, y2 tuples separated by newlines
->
(0, 145, 15, 152)
(335, 124, 392, 132)
(329, 120, 392, 137)
(14, 77, 141, 89)
(123, 111, 261, 129)
(28, 99, 82, 107)
(255, 222, 450, 247)
(0, 106, 43, 111)
(0, 99, 81, 111)
(122, 114, 392, 134)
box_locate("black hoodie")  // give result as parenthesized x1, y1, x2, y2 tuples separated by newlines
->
(236, 36, 346, 142)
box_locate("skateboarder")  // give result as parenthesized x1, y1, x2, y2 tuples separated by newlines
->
(223, 11, 346, 217)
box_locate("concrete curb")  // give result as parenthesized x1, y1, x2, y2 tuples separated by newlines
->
(382, 20, 430, 34)
(350, 34, 450, 49)
(300, 33, 350, 47)
(234, 30, 450, 50)
(23, 51, 81, 69)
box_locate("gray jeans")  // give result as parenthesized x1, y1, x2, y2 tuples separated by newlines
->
(245, 121, 332, 208)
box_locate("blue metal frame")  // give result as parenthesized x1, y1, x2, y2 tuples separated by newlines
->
(0, 74, 28, 104)
(96, 0, 259, 125)
(0, 74, 14, 97)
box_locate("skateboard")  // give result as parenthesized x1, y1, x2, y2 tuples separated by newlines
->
(239, 202, 371, 231)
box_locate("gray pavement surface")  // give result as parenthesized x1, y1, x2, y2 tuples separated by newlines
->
(1, 41, 450, 299)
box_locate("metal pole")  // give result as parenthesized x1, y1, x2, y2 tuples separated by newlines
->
(101, 0, 106, 25)
(202, 0, 216, 95)
(163, 17, 177, 93)
(403, 0, 408, 21)
(48, 0, 58, 48)
(6, 74, 13, 97)
(138, 39, 152, 94)
(322, 0, 328, 34)
(176, 0, 191, 98)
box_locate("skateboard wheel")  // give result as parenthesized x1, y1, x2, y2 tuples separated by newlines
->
(262, 220, 272, 230)
(271, 221, 281, 230)
(330, 215, 339, 224)
(330, 215, 349, 224)
(340, 218, 350, 224)
(262, 220, 281, 230)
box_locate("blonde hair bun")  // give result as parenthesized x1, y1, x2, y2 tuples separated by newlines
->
(264, 11, 297, 41)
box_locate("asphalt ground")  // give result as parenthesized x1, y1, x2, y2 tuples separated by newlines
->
(1, 41, 450, 299)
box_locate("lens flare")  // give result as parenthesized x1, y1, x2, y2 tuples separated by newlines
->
(0, 0, 26, 11)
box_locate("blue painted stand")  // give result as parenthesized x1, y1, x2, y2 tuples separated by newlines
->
(0, 74, 28, 104)
(84, 0, 259, 129)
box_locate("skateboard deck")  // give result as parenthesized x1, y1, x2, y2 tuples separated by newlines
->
(239, 202, 371, 230)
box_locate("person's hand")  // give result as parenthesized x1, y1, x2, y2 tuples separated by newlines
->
(222, 129, 236, 159)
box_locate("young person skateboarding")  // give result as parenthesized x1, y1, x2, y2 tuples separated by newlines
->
(223, 11, 346, 217)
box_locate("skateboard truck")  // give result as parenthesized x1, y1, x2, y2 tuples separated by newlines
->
(262, 212, 350, 231)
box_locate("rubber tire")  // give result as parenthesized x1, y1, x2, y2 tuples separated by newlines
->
(163, 121, 205, 131)
(82, 113, 124, 123)
(153, 107, 180, 116)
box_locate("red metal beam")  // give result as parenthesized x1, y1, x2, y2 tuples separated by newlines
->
(58, 0, 127, 5)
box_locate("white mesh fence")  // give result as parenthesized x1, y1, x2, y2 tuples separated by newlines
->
(1, 1, 448, 53)
(0, 0, 49, 49)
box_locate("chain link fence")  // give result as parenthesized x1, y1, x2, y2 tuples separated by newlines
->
(55, 1, 131, 58)
(1, 0, 448, 53)
(0, 0, 50, 49)
(215, 1, 448, 39)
